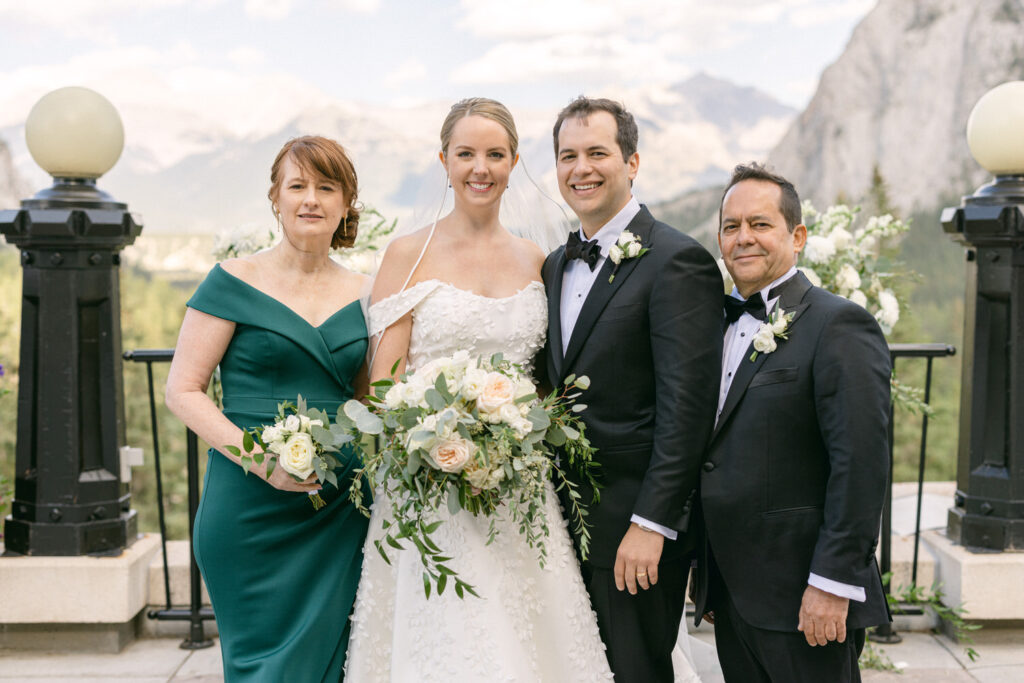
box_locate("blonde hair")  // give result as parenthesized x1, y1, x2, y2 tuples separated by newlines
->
(439, 97, 519, 158)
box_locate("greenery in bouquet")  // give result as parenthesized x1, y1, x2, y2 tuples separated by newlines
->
(340, 351, 600, 599)
(228, 396, 355, 510)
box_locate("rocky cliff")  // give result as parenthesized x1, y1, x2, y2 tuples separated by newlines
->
(769, 0, 1024, 212)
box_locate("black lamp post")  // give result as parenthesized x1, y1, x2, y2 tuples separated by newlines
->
(942, 81, 1024, 551)
(0, 87, 141, 555)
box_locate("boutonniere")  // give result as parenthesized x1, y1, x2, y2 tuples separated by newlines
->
(608, 230, 649, 283)
(750, 303, 795, 361)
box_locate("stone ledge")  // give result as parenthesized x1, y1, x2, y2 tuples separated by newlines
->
(922, 529, 1024, 620)
(0, 533, 159, 624)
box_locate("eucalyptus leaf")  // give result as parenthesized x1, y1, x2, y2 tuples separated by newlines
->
(546, 425, 567, 447)
(447, 486, 461, 515)
(528, 406, 551, 430)
(561, 424, 580, 440)
(345, 399, 384, 434)
(424, 388, 446, 411)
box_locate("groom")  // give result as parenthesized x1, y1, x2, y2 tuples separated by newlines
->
(542, 96, 724, 682)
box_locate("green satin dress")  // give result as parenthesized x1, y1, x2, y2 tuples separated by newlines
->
(188, 264, 369, 682)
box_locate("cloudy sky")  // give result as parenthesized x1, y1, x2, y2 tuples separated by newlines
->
(0, 0, 873, 140)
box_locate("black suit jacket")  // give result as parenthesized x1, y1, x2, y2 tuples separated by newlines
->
(695, 272, 892, 632)
(541, 206, 723, 569)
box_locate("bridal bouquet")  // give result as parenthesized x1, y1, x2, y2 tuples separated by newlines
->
(340, 351, 599, 599)
(227, 397, 355, 510)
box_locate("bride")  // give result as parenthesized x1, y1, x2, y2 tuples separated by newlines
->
(344, 97, 614, 681)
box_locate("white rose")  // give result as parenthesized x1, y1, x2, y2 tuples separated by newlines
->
(402, 379, 428, 408)
(752, 325, 777, 354)
(298, 415, 322, 431)
(828, 226, 853, 250)
(513, 417, 534, 438)
(283, 414, 301, 433)
(514, 377, 535, 399)
(770, 309, 789, 335)
(608, 245, 624, 265)
(498, 402, 521, 425)
(849, 289, 868, 309)
(798, 267, 821, 288)
(802, 235, 835, 265)
(476, 372, 516, 413)
(261, 425, 283, 445)
(428, 436, 476, 473)
(384, 384, 403, 409)
(278, 433, 316, 479)
(835, 263, 861, 294)
(617, 230, 635, 247)
(626, 241, 642, 258)
(461, 367, 488, 401)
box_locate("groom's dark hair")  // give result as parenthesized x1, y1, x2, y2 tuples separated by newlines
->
(553, 96, 639, 160)
(719, 162, 802, 233)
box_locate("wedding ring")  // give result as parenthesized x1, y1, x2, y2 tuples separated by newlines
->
(636, 571, 647, 577)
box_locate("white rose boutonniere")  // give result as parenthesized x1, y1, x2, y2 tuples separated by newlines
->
(750, 304, 796, 361)
(608, 230, 649, 283)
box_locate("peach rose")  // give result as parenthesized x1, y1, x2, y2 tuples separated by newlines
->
(476, 372, 515, 413)
(428, 436, 476, 473)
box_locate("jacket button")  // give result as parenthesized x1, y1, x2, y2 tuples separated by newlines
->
(702, 462, 715, 472)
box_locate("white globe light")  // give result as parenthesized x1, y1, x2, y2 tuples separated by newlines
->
(25, 86, 124, 179)
(967, 81, 1024, 176)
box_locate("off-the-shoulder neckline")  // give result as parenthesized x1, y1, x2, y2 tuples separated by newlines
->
(370, 278, 544, 309)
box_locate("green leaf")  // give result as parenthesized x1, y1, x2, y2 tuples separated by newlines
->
(447, 486, 462, 515)
(437, 571, 448, 595)
(423, 573, 431, 599)
(253, 452, 265, 466)
(344, 399, 384, 434)
(310, 424, 334, 446)
(240, 455, 253, 474)
(563, 373, 576, 386)
(386, 534, 404, 550)
(391, 356, 402, 377)
(225, 445, 241, 456)
(528, 406, 551, 430)
(546, 425, 567, 447)
(561, 424, 580, 440)
(572, 404, 587, 413)
(425, 388, 446, 411)
(242, 431, 254, 453)
(435, 373, 453, 402)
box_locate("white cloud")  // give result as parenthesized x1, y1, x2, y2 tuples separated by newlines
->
(384, 59, 428, 88)
(227, 46, 267, 66)
(788, 0, 874, 27)
(327, 0, 381, 12)
(245, 0, 294, 19)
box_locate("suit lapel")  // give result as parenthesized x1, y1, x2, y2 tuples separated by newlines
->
(547, 248, 567, 379)
(561, 207, 655, 377)
(710, 271, 814, 443)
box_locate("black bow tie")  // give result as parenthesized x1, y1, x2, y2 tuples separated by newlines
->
(565, 231, 601, 270)
(724, 295, 767, 323)
(723, 276, 798, 324)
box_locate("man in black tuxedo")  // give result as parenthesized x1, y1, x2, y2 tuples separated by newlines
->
(695, 163, 891, 682)
(541, 96, 723, 682)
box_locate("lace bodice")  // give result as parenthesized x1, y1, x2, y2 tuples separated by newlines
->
(368, 279, 547, 371)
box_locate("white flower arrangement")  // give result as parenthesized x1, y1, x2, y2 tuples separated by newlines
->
(608, 230, 649, 282)
(342, 352, 599, 599)
(750, 304, 795, 361)
(799, 200, 909, 336)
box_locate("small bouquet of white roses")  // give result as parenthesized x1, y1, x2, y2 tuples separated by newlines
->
(340, 351, 599, 599)
(227, 396, 355, 510)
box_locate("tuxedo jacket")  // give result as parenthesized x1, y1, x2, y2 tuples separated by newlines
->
(695, 272, 892, 632)
(541, 206, 723, 569)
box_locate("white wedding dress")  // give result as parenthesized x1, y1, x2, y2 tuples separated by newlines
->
(345, 278, 616, 682)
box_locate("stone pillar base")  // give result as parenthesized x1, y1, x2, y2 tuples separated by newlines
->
(0, 533, 160, 653)
(922, 529, 1024, 620)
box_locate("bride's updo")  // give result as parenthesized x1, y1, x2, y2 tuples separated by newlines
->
(439, 97, 519, 157)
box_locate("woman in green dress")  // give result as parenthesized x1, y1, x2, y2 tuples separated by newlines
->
(166, 136, 370, 682)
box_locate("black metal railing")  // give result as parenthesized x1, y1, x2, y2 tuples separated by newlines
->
(873, 342, 957, 643)
(123, 349, 214, 650)
(127, 342, 955, 645)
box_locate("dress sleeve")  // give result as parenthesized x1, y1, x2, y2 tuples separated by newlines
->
(367, 280, 442, 337)
(186, 264, 249, 323)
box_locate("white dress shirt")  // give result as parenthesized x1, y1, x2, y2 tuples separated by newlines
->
(559, 197, 677, 541)
(718, 266, 865, 602)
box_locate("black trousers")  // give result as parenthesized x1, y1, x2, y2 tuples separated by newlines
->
(581, 555, 688, 683)
(712, 580, 865, 683)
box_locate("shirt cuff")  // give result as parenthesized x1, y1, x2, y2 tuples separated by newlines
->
(630, 515, 678, 541)
(808, 573, 866, 602)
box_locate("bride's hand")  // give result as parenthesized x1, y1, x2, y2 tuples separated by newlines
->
(263, 463, 321, 493)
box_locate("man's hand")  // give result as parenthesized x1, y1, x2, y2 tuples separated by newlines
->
(614, 523, 665, 594)
(797, 585, 849, 646)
